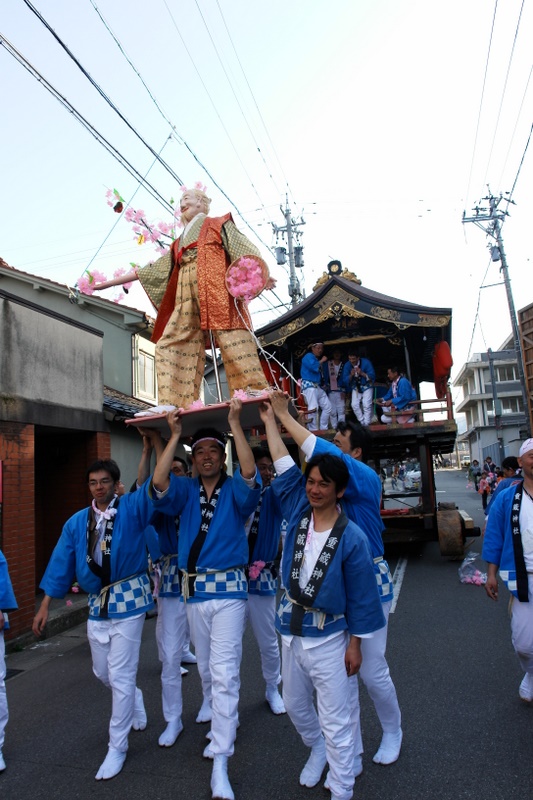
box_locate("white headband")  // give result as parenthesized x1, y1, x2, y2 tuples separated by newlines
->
(519, 438, 533, 457)
(192, 436, 225, 452)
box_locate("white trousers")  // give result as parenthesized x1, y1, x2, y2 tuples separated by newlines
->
(328, 392, 346, 426)
(88, 613, 145, 752)
(511, 575, 533, 673)
(381, 407, 415, 424)
(282, 632, 355, 800)
(351, 387, 374, 425)
(246, 594, 281, 687)
(156, 597, 187, 722)
(0, 633, 7, 751)
(359, 601, 401, 733)
(302, 386, 332, 431)
(186, 598, 246, 757)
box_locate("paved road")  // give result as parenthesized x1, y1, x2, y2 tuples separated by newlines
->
(3, 470, 532, 799)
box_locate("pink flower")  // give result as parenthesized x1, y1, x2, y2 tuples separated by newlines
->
(90, 269, 108, 285)
(66, 599, 73, 607)
(232, 389, 249, 401)
(78, 275, 94, 295)
(249, 560, 266, 580)
(226, 256, 267, 302)
(188, 399, 205, 410)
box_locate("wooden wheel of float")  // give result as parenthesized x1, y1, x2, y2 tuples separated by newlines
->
(437, 502, 464, 557)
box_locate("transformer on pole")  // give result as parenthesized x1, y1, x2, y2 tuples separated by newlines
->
(271, 195, 306, 306)
(462, 191, 531, 437)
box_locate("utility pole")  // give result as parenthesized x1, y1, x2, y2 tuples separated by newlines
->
(463, 191, 531, 437)
(271, 195, 305, 307)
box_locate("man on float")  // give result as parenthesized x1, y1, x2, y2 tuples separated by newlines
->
(266, 394, 403, 772)
(93, 187, 274, 409)
(300, 342, 332, 431)
(258, 399, 384, 800)
(150, 398, 261, 800)
(377, 366, 416, 424)
(340, 348, 375, 426)
(323, 347, 346, 427)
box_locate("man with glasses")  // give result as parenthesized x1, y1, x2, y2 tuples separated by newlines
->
(33, 458, 157, 781)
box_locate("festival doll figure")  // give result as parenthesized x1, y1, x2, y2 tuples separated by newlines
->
(91, 187, 274, 409)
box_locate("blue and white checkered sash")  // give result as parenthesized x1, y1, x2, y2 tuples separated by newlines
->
(277, 590, 344, 632)
(248, 562, 278, 595)
(301, 379, 319, 390)
(374, 556, 394, 601)
(181, 567, 247, 602)
(88, 571, 152, 618)
(159, 553, 181, 597)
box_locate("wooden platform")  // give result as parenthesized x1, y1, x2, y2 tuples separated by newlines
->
(126, 395, 297, 438)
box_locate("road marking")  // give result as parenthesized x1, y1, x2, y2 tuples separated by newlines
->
(390, 557, 408, 614)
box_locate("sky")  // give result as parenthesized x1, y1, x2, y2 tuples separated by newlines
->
(1, 0, 532, 404)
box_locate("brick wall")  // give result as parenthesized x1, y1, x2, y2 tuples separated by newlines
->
(1, 424, 111, 640)
(0, 421, 36, 637)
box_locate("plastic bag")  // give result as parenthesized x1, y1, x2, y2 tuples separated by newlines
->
(458, 552, 487, 585)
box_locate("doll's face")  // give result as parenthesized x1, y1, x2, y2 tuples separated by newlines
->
(180, 191, 204, 223)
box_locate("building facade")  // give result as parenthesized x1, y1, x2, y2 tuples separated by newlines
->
(0, 261, 157, 638)
(454, 344, 528, 466)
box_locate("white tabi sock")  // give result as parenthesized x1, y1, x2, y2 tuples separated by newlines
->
(211, 755, 234, 800)
(95, 748, 127, 780)
(519, 673, 533, 703)
(372, 729, 403, 764)
(299, 737, 327, 787)
(196, 697, 212, 723)
(0, 751, 6, 772)
(203, 742, 215, 759)
(158, 719, 183, 747)
(132, 687, 147, 731)
(324, 753, 363, 790)
(265, 683, 286, 715)
(181, 647, 197, 664)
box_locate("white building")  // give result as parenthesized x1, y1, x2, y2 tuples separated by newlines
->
(453, 338, 528, 465)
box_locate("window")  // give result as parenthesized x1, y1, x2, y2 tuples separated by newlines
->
(496, 365, 517, 382)
(138, 350, 156, 399)
(501, 397, 523, 414)
(486, 397, 523, 415)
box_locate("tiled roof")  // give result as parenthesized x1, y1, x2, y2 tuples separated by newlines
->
(104, 386, 152, 418)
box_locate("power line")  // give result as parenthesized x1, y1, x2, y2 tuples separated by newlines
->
(84, 0, 281, 256)
(0, 35, 175, 216)
(192, 0, 281, 207)
(466, 257, 491, 362)
(496, 64, 533, 189)
(214, 0, 298, 208)
(22, 0, 185, 187)
(505, 121, 533, 205)
(464, 0, 499, 209)
(481, 0, 527, 188)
